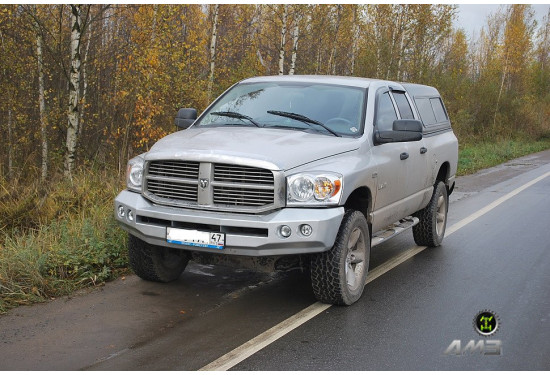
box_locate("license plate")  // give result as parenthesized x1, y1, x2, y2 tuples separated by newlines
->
(166, 228, 225, 250)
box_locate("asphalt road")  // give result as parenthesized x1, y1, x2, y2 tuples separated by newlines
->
(1, 150, 549, 371)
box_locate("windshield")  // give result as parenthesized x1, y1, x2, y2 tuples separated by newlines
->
(195, 82, 367, 137)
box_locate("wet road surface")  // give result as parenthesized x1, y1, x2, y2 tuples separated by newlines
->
(1, 150, 549, 371)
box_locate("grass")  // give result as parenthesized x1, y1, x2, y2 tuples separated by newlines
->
(0, 170, 128, 313)
(457, 138, 550, 176)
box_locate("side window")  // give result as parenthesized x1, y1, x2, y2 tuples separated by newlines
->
(376, 92, 397, 131)
(392, 92, 415, 119)
(430, 98, 448, 123)
(414, 98, 437, 126)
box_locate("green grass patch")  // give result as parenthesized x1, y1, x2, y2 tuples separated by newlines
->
(458, 138, 550, 176)
(0, 170, 128, 313)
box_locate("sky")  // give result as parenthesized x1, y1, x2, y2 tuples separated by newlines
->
(455, 4, 549, 39)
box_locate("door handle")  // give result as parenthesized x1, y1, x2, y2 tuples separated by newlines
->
(400, 152, 409, 160)
(420, 147, 427, 154)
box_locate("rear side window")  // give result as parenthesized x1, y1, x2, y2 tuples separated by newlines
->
(376, 92, 398, 131)
(414, 98, 437, 126)
(430, 98, 448, 123)
(392, 92, 414, 119)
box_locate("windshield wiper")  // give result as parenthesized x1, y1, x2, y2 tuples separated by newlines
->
(267, 110, 340, 137)
(210, 111, 261, 128)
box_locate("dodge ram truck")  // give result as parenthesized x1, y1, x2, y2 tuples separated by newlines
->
(115, 75, 458, 305)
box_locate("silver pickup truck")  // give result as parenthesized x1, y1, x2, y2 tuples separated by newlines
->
(115, 75, 458, 305)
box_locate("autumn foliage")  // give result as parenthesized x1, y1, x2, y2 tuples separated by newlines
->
(0, 4, 549, 181)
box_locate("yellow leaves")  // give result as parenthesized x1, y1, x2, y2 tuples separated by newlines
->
(118, 90, 130, 99)
(0, 5, 13, 18)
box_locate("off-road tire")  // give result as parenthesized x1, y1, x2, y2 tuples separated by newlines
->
(413, 181, 448, 247)
(128, 234, 190, 282)
(310, 210, 370, 306)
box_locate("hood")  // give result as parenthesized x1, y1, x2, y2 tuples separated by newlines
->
(146, 127, 361, 170)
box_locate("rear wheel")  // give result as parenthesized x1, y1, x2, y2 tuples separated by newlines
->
(413, 181, 448, 247)
(310, 210, 370, 306)
(128, 234, 190, 282)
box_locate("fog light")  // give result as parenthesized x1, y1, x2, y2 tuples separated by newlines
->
(118, 205, 125, 218)
(300, 224, 313, 237)
(127, 210, 134, 222)
(279, 225, 292, 238)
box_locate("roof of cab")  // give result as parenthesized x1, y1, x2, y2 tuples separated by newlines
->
(239, 75, 379, 88)
(239, 75, 441, 96)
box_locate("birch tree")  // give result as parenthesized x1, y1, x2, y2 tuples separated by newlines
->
(64, 4, 84, 177)
(327, 5, 342, 75)
(79, 16, 92, 138)
(35, 13, 48, 181)
(289, 14, 300, 75)
(278, 5, 288, 75)
(207, 4, 219, 102)
(350, 6, 360, 76)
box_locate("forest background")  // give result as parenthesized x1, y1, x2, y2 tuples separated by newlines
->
(0, 4, 549, 311)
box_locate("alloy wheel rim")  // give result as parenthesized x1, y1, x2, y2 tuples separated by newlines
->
(436, 193, 447, 237)
(345, 227, 366, 291)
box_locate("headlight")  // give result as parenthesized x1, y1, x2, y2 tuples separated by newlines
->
(126, 155, 145, 192)
(287, 172, 343, 206)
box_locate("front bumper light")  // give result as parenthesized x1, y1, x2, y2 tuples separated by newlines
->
(126, 155, 145, 192)
(287, 172, 343, 206)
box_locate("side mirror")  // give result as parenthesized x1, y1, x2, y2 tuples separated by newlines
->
(374, 119, 423, 144)
(175, 108, 197, 129)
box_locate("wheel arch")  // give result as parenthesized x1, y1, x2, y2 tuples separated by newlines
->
(343, 186, 372, 236)
(436, 161, 455, 195)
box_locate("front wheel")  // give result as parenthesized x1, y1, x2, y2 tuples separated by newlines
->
(413, 181, 448, 247)
(310, 210, 370, 306)
(128, 234, 190, 282)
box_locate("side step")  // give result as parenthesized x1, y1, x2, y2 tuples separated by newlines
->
(371, 216, 419, 247)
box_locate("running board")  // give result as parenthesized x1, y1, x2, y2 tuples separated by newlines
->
(371, 216, 419, 247)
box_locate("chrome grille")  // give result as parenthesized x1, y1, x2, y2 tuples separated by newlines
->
(213, 186, 274, 206)
(147, 180, 198, 201)
(214, 164, 274, 184)
(213, 164, 274, 207)
(144, 160, 277, 212)
(146, 161, 200, 203)
(148, 160, 199, 179)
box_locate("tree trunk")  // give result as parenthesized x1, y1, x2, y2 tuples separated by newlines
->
(7, 107, 13, 180)
(350, 6, 360, 75)
(493, 53, 509, 129)
(64, 4, 83, 178)
(36, 23, 48, 181)
(328, 5, 342, 75)
(386, 6, 398, 80)
(396, 20, 406, 81)
(374, 18, 381, 78)
(278, 5, 288, 75)
(207, 4, 219, 102)
(79, 16, 92, 138)
(1, 30, 14, 180)
(257, 49, 267, 70)
(315, 35, 322, 74)
(289, 18, 299, 75)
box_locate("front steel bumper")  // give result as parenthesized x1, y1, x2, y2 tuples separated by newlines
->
(114, 190, 344, 256)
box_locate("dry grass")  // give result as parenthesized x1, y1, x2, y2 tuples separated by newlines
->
(0, 169, 128, 313)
